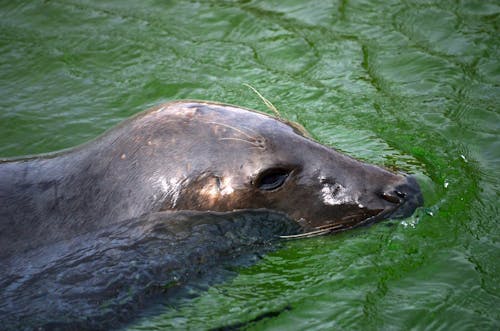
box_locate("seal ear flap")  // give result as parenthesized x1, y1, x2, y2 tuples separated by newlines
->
(254, 168, 291, 191)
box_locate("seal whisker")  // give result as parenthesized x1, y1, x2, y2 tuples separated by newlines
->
(208, 121, 259, 140)
(219, 137, 260, 147)
(314, 223, 345, 230)
(279, 228, 333, 239)
(280, 219, 365, 239)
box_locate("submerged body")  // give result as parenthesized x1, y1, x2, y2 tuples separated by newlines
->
(0, 101, 422, 329)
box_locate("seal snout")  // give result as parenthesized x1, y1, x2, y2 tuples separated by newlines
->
(382, 175, 423, 219)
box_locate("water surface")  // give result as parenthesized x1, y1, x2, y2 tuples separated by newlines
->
(0, 1, 498, 330)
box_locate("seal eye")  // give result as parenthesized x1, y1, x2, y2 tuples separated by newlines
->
(255, 168, 291, 191)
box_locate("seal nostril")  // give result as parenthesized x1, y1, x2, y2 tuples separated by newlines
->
(396, 190, 406, 199)
(381, 192, 401, 204)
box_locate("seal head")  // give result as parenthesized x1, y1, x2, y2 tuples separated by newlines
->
(148, 101, 423, 236)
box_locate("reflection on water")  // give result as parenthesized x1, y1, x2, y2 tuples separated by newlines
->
(0, 0, 498, 330)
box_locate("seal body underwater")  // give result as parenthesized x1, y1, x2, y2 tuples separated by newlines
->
(0, 101, 423, 329)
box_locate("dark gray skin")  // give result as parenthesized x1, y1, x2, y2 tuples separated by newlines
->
(0, 101, 423, 329)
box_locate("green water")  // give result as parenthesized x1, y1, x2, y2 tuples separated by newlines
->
(0, 1, 498, 330)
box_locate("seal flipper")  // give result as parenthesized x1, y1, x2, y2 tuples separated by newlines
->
(0, 209, 298, 331)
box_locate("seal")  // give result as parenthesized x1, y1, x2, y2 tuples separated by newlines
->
(0, 101, 423, 329)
